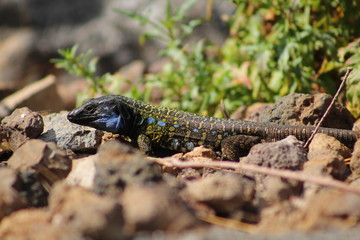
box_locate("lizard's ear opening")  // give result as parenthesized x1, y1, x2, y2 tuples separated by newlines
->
(116, 103, 133, 121)
(113, 106, 120, 115)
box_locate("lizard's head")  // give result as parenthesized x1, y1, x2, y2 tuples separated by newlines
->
(67, 95, 133, 134)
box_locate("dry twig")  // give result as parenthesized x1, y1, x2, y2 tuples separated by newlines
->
(149, 156, 360, 195)
(304, 67, 353, 148)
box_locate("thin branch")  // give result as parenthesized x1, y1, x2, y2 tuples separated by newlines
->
(149, 156, 360, 195)
(304, 67, 353, 148)
(219, 99, 230, 119)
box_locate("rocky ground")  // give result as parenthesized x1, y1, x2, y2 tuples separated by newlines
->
(1, 92, 360, 240)
(1, 2, 360, 239)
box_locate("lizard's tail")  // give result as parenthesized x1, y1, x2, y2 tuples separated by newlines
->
(263, 124, 360, 147)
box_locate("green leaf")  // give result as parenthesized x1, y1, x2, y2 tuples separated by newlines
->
(174, 0, 197, 21)
(114, 9, 151, 25)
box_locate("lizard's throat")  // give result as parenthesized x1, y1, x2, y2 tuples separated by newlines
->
(92, 113, 125, 134)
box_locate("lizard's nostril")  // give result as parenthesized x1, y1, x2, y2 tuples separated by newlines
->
(67, 111, 75, 121)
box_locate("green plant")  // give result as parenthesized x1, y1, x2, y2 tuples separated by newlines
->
(51, 45, 124, 105)
(341, 39, 360, 117)
(223, 0, 360, 103)
(53, 0, 360, 117)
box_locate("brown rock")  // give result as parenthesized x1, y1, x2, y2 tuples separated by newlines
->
(351, 139, 360, 176)
(231, 103, 272, 121)
(306, 134, 349, 181)
(48, 182, 124, 239)
(0, 107, 43, 152)
(308, 133, 351, 159)
(121, 184, 198, 232)
(176, 168, 202, 181)
(303, 155, 347, 180)
(257, 189, 360, 233)
(185, 173, 255, 215)
(8, 139, 71, 188)
(182, 146, 218, 161)
(1, 107, 43, 138)
(256, 176, 302, 208)
(0, 168, 27, 220)
(0, 209, 83, 240)
(0, 209, 84, 240)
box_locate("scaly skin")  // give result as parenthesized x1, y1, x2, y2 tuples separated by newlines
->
(67, 95, 360, 160)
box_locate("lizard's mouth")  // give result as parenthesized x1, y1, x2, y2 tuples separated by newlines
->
(67, 110, 124, 134)
(67, 111, 101, 125)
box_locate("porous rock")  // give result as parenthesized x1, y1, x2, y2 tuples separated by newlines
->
(303, 155, 347, 181)
(257, 189, 360, 233)
(308, 133, 351, 159)
(185, 173, 255, 215)
(0, 168, 27, 220)
(121, 184, 198, 232)
(305, 134, 349, 180)
(39, 111, 103, 151)
(256, 176, 302, 209)
(242, 103, 272, 121)
(176, 168, 202, 181)
(93, 140, 163, 196)
(256, 93, 355, 129)
(48, 182, 124, 239)
(243, 136, 307, 170)
(0, 209, 84, 240)
(0, 107, 43, 152)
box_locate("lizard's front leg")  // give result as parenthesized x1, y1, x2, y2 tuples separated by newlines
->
(221, 135, 261, 161)
(137, 134, 153, 155)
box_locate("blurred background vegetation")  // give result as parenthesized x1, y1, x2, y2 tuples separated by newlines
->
(53, 0, 360, 117)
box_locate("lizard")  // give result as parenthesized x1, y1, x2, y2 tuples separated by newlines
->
(67, 95, 360, 160)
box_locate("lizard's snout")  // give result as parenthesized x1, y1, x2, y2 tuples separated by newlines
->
(67, 109, 79, 123)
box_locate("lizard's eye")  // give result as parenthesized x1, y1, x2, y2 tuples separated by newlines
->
(85, 105, 95, 114)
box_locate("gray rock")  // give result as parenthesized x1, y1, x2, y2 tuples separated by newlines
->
(256, 93, 355, 129)
(0, 168, 28, 220)
(185, 173, 256, 215)
(48, 182, 125, 239)
(39, 111, 103, 151)
(93, 140, 163, 196)
(243, 136, 307, 170)
(121, 184, 198, 232)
